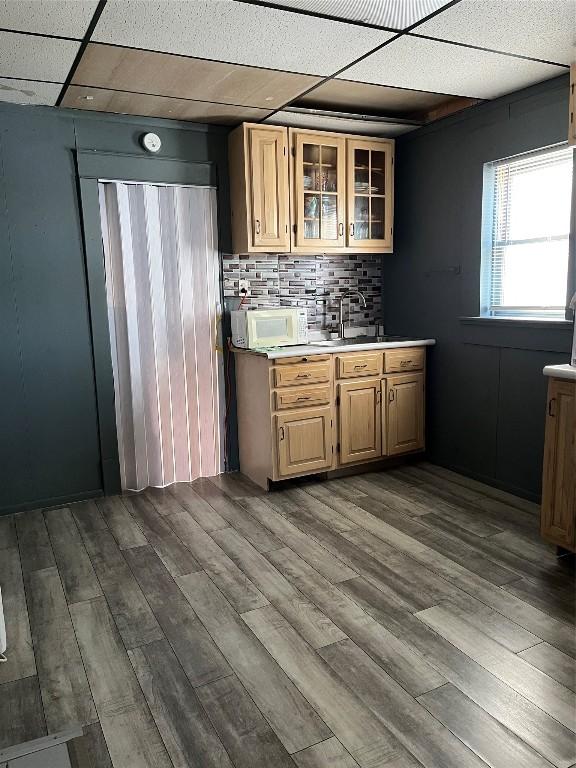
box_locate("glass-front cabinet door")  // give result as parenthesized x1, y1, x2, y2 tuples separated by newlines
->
(346, 139, 393, 250)
(293, 131, 346, 249)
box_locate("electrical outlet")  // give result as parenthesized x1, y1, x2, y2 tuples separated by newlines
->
(239, 279, 249, 294)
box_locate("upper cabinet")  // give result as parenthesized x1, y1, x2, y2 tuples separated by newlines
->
(229, 124, 290, 253)
(293, 131, 346, 250)
(229, 123, 394, 255)
(347, 138, 394, 251)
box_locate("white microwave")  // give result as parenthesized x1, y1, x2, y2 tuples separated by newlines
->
(231, 307, 308, 349)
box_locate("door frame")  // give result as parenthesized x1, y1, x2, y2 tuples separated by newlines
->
(76, 150, 223, 494)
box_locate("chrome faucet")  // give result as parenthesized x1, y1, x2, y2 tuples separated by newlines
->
(337, 290, 367, 338)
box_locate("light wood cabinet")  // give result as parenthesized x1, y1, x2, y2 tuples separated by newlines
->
(233, 346, 426, 489)
(541, 378, 576, 551)
(337, 352, 382, 379)
(338, 378, 382, 464)
(229, 124, 290, 253)
(292, 131, 346, 250)
(276, 406, 334, 476)
(346, 138, 394, 250)
(229, 123, 394, 254)
(385, 373, 425, 456)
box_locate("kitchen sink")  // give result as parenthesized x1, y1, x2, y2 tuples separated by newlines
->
(310, 335, 414, 347)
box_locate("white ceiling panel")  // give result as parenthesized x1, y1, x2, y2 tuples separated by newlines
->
(0, 1, 99, 39)
(93, 0, 392, 76)
(270, 0, 453, 30)
(338, 35, 567, 99)
(0, 77, 61, 105)
(0, 32, 80, 81)
(415, 0, 576, 66)
(265, 110, 417, 136)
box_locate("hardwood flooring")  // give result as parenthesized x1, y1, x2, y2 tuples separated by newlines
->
(1, 462, 574, 768)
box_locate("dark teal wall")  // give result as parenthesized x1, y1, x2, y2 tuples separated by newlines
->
(0, 102, 230, 515)
(385, 75, 573, 501)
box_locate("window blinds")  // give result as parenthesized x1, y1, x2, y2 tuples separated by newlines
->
(484, 144, 573, 318)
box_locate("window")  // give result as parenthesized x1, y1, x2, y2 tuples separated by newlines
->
(481, 144, 574, 319)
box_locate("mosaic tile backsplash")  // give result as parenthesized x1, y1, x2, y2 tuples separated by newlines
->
(222, 253, 382, 332)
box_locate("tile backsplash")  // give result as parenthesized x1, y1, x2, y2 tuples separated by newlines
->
(222, 253, 382, 331)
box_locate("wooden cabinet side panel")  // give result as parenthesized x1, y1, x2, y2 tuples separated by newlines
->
(235, 354, 273, 488)
(541, 379, 576, 550)
(228, 125, 251, 254)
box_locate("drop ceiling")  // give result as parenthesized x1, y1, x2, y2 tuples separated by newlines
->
(0, 0, 572, 134)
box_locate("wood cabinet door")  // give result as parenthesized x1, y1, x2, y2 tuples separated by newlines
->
(385, 372, 424, 456)
(541, 379, 576, 549)
(346, 138, 394, 250)
(276, 406, 333, 476)
(339, 379, 382, 464)
(249, 126, 290, 250)
(292, 130, 346, 249)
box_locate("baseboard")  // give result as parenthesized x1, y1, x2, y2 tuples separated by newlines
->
(0, 488, 103, 517)
(428, 460, 541, 504)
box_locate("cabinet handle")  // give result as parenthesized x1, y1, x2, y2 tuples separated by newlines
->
(255, 219, 261, 234)
(296, 373, 311, 378)
(354, 364, 367, 369)
(349, 223, 355, 237)
(279, 426, 285, 440)
(548, 398, 556, 417)
(400, 360, 411, 367)
(389, 388, 395, 403)
(297, 396, 311, 401)
(338, 222, 344, 236)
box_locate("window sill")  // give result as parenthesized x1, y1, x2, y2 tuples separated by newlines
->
(460, 316, 572, 330)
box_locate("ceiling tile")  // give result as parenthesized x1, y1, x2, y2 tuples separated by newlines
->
(338, 35, 567, 99)
(295, 78, 465, 117)
(415, 0, 576, 66)
(264, 110, 417, 136)
(0, 77, 61, 105)
(93, 0, 391, 76)
(72, 43, 321, 109)
(0, 31, 80, 81)
(0, 0, 98, 39)
(61, 85, 274, 124)
(270, 0, 453, 30)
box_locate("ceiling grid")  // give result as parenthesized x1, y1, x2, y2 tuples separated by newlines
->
(0, 0, 571, 132)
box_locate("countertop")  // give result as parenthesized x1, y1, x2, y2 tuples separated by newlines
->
(236, 338, 436, 360)
(543, 364, 576, 381)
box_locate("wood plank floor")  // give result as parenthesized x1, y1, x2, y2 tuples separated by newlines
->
(1, 462, 575, 768)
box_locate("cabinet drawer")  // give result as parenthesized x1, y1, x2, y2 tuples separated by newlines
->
(384, 347, 425, 373)
(274, 362, 331, 387)
(337, 352, 382, 379)
(275, 385, 331, 410)
(275, 354, 330, 365)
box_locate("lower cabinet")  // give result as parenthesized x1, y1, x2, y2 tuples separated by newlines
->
(234, 347, 427, 489)
(385, 372, 425, 456)
(541, 377, 576, 551)
(339, 379, 382, 464)
(276, 406, 334, 476)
